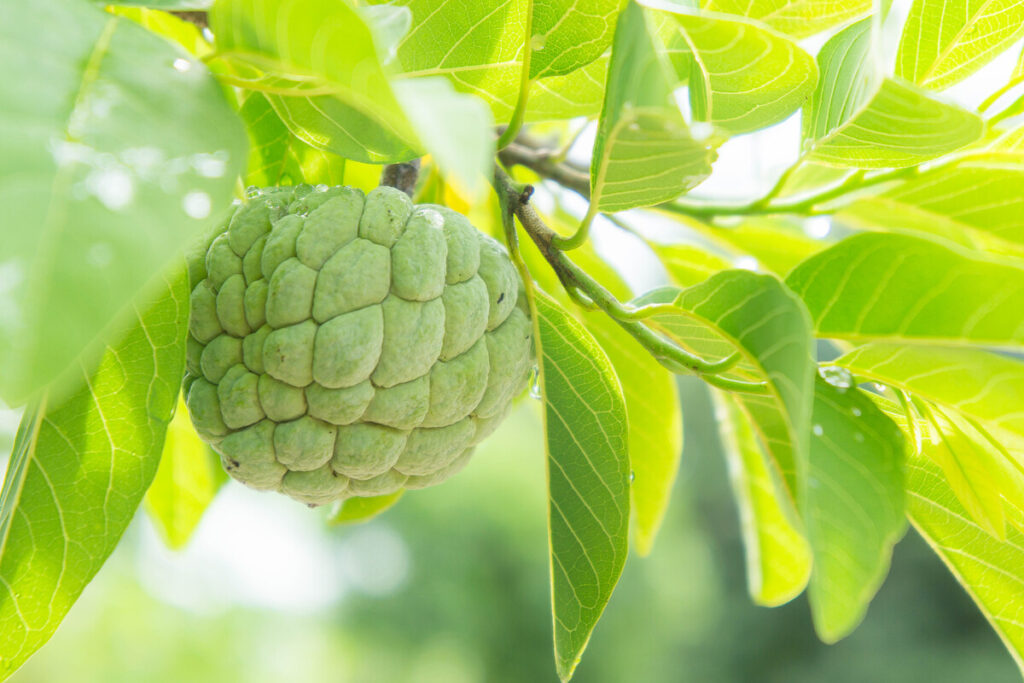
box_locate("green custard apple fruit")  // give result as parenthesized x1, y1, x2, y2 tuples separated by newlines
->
(184, 184, 533, 505)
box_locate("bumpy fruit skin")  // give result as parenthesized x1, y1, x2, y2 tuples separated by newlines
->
(184, 184, 533, 505)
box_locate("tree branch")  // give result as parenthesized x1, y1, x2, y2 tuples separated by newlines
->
(498, 140, 591, 198)
(492, 165, 768, 393)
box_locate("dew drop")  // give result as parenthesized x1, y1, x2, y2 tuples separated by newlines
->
(315, 183, 329, 192)
(530, 33, 546, 51)
(853, 432, 865, 442)
(629, 470, 636, 482)
(183, 191, 212, 219)
(529, 365, 541, 400)
(812, 424, 824, 436)
(201, 27, 215, 42)
(173, 58, 192, 73)
(245, 185, 262, 198)
(851, 407, 862, 417)
(818, 365, 853, 391)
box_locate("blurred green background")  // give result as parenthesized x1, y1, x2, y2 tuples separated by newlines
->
(5, 379, 1018, 682)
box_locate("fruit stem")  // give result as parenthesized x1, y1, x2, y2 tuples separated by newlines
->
(380, 159, 421, 197)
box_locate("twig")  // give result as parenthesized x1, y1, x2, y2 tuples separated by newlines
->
(498, 141, 591, 198)
(492, 165, 768, 394)
(380, 159, 421, 197)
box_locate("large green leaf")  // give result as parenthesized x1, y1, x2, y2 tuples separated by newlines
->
(802, 19, 982, 168)
(786, 233, 1024, 347)
(0, 0, 245, 405)
(895, 0, 1024, 91)
(534, 291, 630, 682)
(520, 222, 683, 558)
(803, 377, 905, 641)
(0, 271, 188, 679)
(648, 5, 818, 134)
(144, 395, 226, 550)
(837, 156, 1024, 255)
(590, 1, 715, 212)
(526, 55, 610, 121)
(211, 0, 417, 161)
(98, 1, 212, 7)
(634, 271, 816, 501)
(915, 403, 1024, 539)
(531, 0, 624, 78)
(239, 91, 347, 187)
(836, 344, 1024, 454)
(657, 243, 733, 286)
(907, 453, 1024, 674)
(713, 392, 811, 606)
(384, 0, 527, 120)
(213, 0, 494, 189)
(704, 0, 871, 38)
(704, 217, 824, 275)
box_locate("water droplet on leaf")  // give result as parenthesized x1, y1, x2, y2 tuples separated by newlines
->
(173, 58, 192, 72)
(812, 424, 824, 436)
(530, 34, 546, 51)
(819, 365, 853, 391)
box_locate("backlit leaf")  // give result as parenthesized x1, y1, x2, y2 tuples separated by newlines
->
(534, 291, 630, 681)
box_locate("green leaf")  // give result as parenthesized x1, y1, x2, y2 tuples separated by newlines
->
(531, 0, 624, 78)
(520, 224, 682, 558)
(211, 0, 418, 162)
(656, 243, 733, 286)
(803, 377, 905, 641)
(785, 233, 1024, 347)
(534, 291, 630, 682)
(802, 19, 982, 168)
(895, 0, 1024, 91)
(329, 491, 405, 526)
(590, 1, 715, 212)
(108, 7, 212, 55)
(634, 271, 816, 501)
(0, 0, 245, 405)
(0, 271, 188, 679)
(584, 308, 681, 558)
(705, 218, 824, 275)
(98, 0, 212, 8)
(907, 452, 1024, 674)
(913, 403, 1021, 539)
(713, 392, 811, 606)
(703, 0, 871, 38)
(239, 92, 347, 187)
(837, 156, 1024, 255)
(526, 55, 610, 121)
(144, 394, 226, 550)
(393, 77, 495, 196)
(383, 0, 527, 121)
(647, 5, 818, 134)
(212, 0, 493, 189)
(835, 344, 1024, 455)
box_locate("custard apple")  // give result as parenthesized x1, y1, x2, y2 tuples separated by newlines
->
(184, 184, 533, 505)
